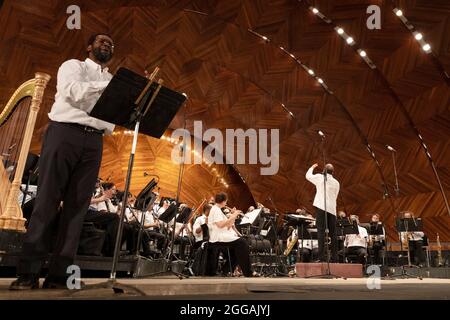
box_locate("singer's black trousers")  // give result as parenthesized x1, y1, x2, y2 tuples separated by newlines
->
(17, 121, 103, 280)
(315, 207, 338, 262)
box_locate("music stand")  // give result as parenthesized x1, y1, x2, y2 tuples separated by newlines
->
(73, 67, 186, 295)
(132, 179, 158, 257)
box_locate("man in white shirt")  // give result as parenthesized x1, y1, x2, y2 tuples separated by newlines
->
(368, 214, 385, 265)
(400, 211, 426, 266)
(193, 204, 212, 250)
(344, 215, 368, 265)
(305, 163, 340, 262)
(207, 193, 252, 277)
(11, 33, 115, 290)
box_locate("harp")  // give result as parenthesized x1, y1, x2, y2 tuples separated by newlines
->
(0, 72, 51, 231)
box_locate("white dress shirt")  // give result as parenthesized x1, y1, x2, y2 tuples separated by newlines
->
(193, 215, 207, 242)
(48, 58, 115, 134)
(345, 226, 368, 248)
(305, 165, 340, 215)
(400, 231, 424, 242)
(208, 205, 239, 243)
(95, 198, 117, 213)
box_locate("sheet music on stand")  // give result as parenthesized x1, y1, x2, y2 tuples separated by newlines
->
(239, 208, 262, 225)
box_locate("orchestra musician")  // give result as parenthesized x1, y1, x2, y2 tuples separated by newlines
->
(193, 204, 212, 251)
(306, 163, 340, 263)
(368, 214, 385, 265)
(344, 215, 368, 265)
(400, 211, 426, 267)
(207, 192, 252, 277)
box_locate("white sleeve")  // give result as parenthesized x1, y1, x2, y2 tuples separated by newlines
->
(193, 217, 202, 234)
(305, 166, 322, 184)
(57, 60, 110, 105)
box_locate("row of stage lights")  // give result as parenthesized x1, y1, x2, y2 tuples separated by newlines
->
(310, 5, 432, 55)
(160, 135, 230, 188)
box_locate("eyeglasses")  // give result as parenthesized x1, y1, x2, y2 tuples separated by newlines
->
(95, 38, 115, 49)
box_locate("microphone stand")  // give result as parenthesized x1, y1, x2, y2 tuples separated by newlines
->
(389, 148, 400, 196)
(266, 197, 289, 277)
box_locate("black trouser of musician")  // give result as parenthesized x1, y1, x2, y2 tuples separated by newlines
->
(370, 241, 383, 265)
(142, 229, 167, 253)
(315, 208, 338, 262)
(85, 209, 121, 256)
(408, 240, 426, 265)
(193, 241, 204, 251)
(207, 238, 252, 277)
(174, 236, 191, 260)
(346, 246, 367, 265)
(299, 248, 319, 263)
(17, 121, 103, 281)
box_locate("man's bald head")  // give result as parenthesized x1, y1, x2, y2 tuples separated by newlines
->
(325, 163, 334, 175)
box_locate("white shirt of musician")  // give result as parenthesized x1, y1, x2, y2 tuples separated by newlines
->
(48, 58, 115, 134)
(305, 165, 340, 215)
(345, 226, 368, 248)
(400, 231, 424, 242)
(95, 198, 117, 213)
(193, 215, 206, 242)
(208, 205, 240, 243)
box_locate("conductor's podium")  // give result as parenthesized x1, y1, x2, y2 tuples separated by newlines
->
(295, 262, 363, 278)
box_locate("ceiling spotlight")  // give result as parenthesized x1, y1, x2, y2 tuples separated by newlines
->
(422, 43, 431, 52)
(415, 33, 423, 40)
(346, 37, 354, 45)
(395, 9, 403, 17)
(312, 8, 319, 14)
(262, 36, 268, 41)
(359, 50, 367, 57)
(288, 111, 294, 117)
(337, 28, 344, 35)
(308, 69, 315, 75)
(289, 53, 295, 58)
(317, 78, 324, 84)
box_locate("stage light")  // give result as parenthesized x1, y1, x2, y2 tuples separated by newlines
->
(289, 53, 295, 58)
(414, 33, 423, 40)
(346, 37, 354, 45)
(308, 69, 315, 75)
(261, 36, 268, 41)
(317, 78, 324, 84)
(289, 111, 294, 117)
(395, 9, 403, 17)
(337, 28, 344, 35)
(312, 8, 319, 14)
(359, 50, 367, 57)
(422, 43, 431, 52)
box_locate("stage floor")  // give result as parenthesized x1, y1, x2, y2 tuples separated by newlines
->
(0, 277, 449, 300)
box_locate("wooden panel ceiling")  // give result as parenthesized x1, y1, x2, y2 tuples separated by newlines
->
(0, 0, 449, 240)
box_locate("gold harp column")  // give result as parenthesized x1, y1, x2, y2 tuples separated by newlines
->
(0, 72, 51, 231)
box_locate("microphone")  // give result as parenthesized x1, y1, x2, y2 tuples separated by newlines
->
(386, 145, 396, 152)
(318, 130, 325, 138)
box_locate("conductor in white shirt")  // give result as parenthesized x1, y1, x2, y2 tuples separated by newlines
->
(11, 33, 115, 290)
(305, 163, 340, 262)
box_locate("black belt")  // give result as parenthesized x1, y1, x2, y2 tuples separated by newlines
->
(56, 121, 105, 134)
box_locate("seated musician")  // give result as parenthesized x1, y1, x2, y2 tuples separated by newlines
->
(170, 204, 193, 260)
(207, 192, 252, 277)
(124, 196, 167, 257)
(400, 211, 426, 267)
(85, 182, 122, 256)
(298, 214, 318, 262)
(193, 204, 212, 251)
(368, 214, 385, 265)
(344, 215, 368, 265)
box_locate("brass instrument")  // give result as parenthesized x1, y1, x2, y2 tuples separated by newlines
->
(436, 233, 443, 267)
(0, 73, 51, 231)
(284, 228, 298, 256)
